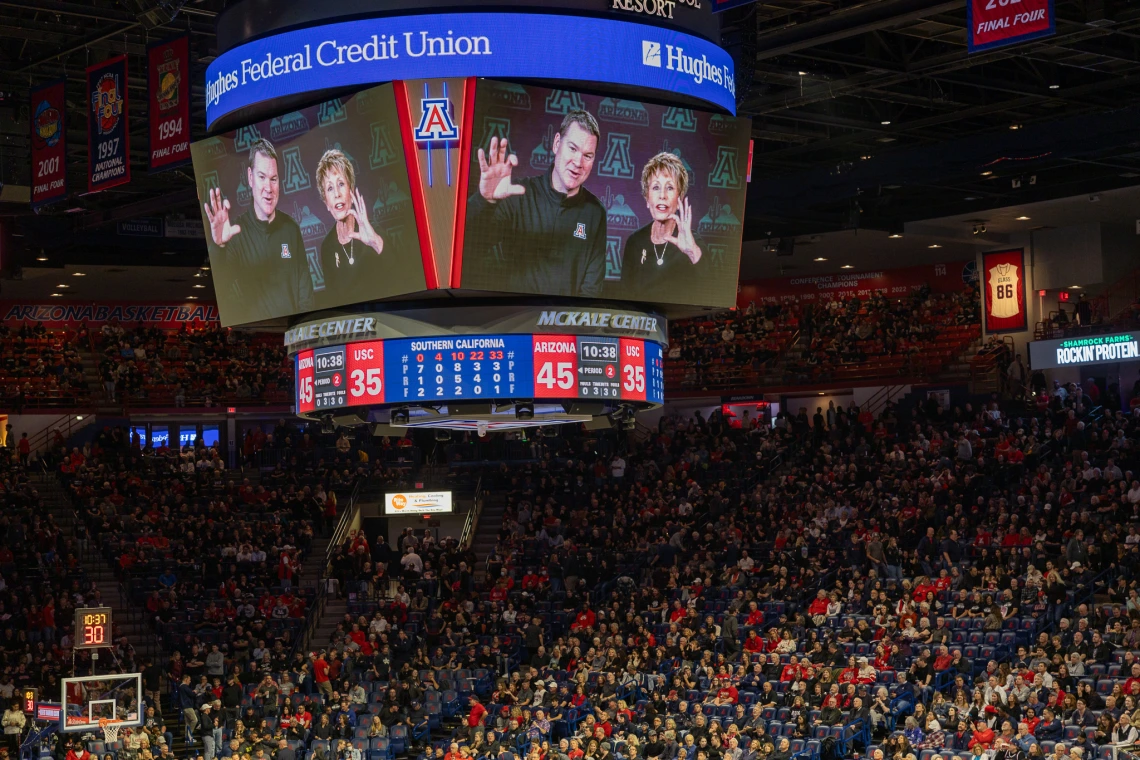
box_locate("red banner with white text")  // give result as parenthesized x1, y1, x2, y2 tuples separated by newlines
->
(968, 0, 1053, 52)
(1, 302, 220, 328)
(148, 35, 191, 172)
(736, 261, 976, 309)
(30, 79, 67, 210)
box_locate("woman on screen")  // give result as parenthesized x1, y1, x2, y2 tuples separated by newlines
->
(616, 152, 704, 298)
(316, 149, 384, 304)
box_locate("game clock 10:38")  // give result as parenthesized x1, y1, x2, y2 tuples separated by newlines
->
(74, 606, 112, 649)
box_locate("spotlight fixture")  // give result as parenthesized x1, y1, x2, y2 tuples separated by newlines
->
(391, 407, 410, 425)
(972, 223, 987, 235)
(515, 401, 535, 420)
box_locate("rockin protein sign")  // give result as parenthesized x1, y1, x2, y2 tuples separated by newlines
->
(968, 0, 1054, 52)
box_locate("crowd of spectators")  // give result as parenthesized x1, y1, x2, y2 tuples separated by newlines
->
(140, 372, 1140, 760)
(666, 287, 981, 391)
(97, 324, 290, 408)
(0, 322, 89, 410)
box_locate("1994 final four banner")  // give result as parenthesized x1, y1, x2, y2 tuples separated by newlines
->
(983, 249, 1028, 334)
(87, 54, 130, 192)
(147, 35, 191, 172)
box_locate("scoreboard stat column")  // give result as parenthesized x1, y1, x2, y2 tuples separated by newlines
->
(313, 345, 347, 409)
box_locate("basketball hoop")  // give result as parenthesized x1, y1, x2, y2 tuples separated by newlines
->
(98, 719, 124, 744)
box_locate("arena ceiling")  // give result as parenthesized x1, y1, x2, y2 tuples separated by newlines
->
(0, 0, 1138, 275)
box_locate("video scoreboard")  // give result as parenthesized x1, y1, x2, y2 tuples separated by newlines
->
(295, 333, 664, 414)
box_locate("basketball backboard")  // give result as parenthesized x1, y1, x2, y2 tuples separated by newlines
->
(60, 673, 144, 732)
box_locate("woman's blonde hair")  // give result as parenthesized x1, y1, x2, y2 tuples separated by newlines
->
(316, 150, 356, 203)
(640, 152, 689, 200)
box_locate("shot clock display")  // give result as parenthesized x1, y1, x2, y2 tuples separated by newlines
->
(296, 333, 664, 414)
(74, 606, 112, 649)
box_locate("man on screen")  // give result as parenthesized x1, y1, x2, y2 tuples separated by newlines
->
(202, 138, 314, 321)
(465, 110, 606, 298)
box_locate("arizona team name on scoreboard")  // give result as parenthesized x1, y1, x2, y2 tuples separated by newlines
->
(296, 332, 664, 413)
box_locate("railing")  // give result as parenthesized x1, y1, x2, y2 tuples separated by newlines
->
(459, 474, 485, 551)
(293, 477, 365, 659)
(860, 384, 909, 418)
(22, 411, 96, 455)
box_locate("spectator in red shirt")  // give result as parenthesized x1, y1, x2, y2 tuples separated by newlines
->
(465, 696, 487, 739)
(311, 651, 332, 698)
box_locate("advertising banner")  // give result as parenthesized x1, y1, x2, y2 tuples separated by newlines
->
(736, 261, 976, 308)
(968, 0, 1053, 52)
(87, 55, 131, 193)
(384, 491, 454, 515)
(457, 80, 751, 308)
(982, 249, 1028, 333)
(147, 35, 191, 172)
(30, 79, 67, 210)
(1, 301, 219, 327)
(203, 12, 736, 128)
(1029, 332, 1140, 371)
(189, 83, 425, 327)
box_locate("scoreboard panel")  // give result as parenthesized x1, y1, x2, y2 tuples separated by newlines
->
(296, 332, 664, 414)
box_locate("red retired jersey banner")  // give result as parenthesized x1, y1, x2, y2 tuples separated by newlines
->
(30, 79, 67, 210)
(147, 35, 191, 172)
(87, 55, 130, 192)
(983, 249, 1028, 333)
(968, 0, 1054, 52)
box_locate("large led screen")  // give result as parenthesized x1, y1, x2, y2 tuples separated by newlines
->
(190, 84, 426, 326)
(458, 81, 750, 308)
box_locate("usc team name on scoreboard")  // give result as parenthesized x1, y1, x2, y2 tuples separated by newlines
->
(295, 333, 664, 413)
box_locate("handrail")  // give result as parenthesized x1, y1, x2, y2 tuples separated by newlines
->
(459, 474, 485, 551)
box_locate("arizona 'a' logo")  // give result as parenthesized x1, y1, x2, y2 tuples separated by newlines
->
(280, 243, 292, 259)
(234, 125, 262, 152)
(573, 223, 587, 240)
(318, 99, 347, 127)
(708, 146, 742, 189)
(414, 98, 459, 142)
(597, 133, 634, 179)
(281, 146, 311, 194)
(370, 123, 397, 169)
(662, 107, 697, 132)
(545, 90, 586, 115)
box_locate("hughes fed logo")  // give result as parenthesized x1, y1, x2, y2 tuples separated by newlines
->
(640, 38, 735, 97)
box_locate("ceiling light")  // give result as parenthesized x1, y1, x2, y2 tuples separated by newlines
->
(888, 232, 903, 239)
(1048, 84, 1060, 90)
(192, 284, 205, 289)
(36, 257, 48, 262)
(56, 284, 69, 288)
(980, 171, 992, 177)
(1069, 285, 1081, 289)
(1016, 215, 1030, 220)
(797, 71, 807, 76)
(72, 272, 86, 276)
(880, 120, 891, 125)
(841, 264, 854, 269)
(813, 257, 827, 262)
(187, 296, 198, 300)
(818, 392, 825, 396)
(928, 244, 942, 249)
(1010, 124, 1022, 130)
(200, 266, 210, 271)
(50, 293, 62, 297)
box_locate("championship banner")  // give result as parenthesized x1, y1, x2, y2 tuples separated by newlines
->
(982, 249, 1028, 333)
(968, 0, 1053, 52)
(147, 35, 191, 172)
(30, 79, 67, 210)
(87, 55, 130, 193)
(1, 301, 219, 328)
(736, 261, 976, 308)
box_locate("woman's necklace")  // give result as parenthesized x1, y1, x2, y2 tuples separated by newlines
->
(653, 241, 667, 266)
(341, 238, 354, 266)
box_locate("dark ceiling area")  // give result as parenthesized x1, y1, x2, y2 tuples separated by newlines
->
(0, 0, 1138, 272)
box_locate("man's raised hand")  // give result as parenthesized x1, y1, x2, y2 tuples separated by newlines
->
(203, 187, 241, 247)
(476, 137, 526, 203)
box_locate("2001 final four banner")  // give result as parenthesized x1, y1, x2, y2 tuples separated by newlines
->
(30, 79, 67, 210)
(147, 35, 191, 172)
(87, 54, 130, 193)
(982, 249, 1028, 334)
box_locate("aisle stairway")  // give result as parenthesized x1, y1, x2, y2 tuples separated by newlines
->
(31, 472, 159, 660)
(471, 491, 506, 586)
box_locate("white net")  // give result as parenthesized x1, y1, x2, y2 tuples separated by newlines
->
(99, 720, 122, 744)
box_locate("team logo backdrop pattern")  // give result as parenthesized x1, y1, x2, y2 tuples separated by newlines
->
(459, 80, 750, 309)
(189, 83, 427, 326)
(982, 248, 1028, 334)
